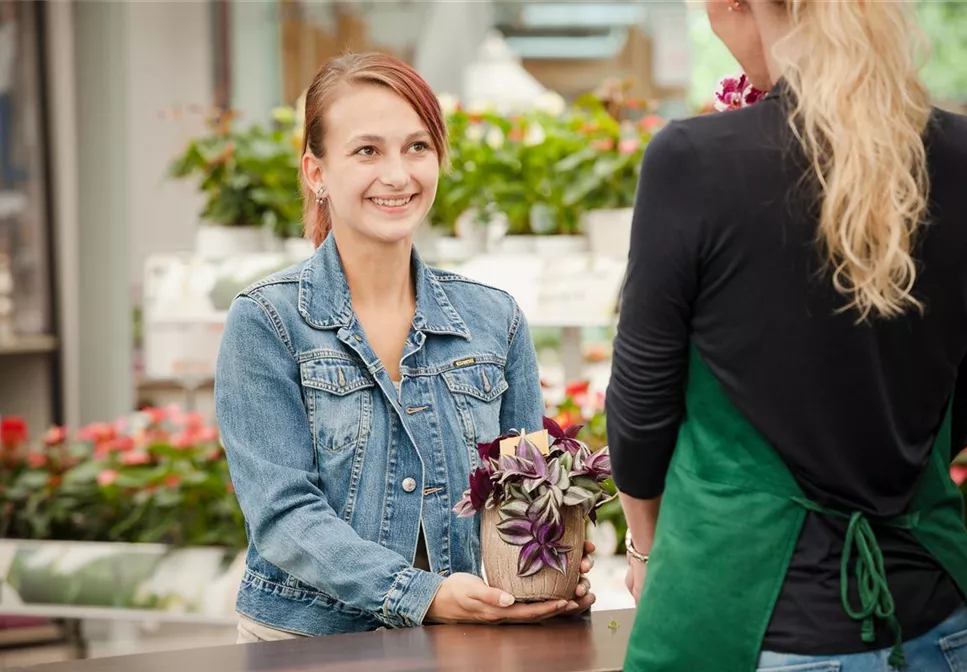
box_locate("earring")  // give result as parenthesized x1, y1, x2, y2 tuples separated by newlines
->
(727, 0, 742, 11)
(314, 187, 327, 204)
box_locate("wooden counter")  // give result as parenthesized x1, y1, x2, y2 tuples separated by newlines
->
(18, 609, 636, 672)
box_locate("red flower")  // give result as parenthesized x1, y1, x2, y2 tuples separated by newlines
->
(26, 453, 48, 469)
(564, 381, 590, 397)
(1, 416, 27, 450)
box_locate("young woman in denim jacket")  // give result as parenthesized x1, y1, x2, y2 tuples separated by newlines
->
(215, 53, 595, 643)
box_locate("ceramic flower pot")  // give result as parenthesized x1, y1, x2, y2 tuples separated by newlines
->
(480, 505, 585, 603)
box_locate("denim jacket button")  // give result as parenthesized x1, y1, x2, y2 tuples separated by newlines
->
(401, 477, 417, 493)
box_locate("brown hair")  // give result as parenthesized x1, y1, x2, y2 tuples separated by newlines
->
(301, 52, 448, 247)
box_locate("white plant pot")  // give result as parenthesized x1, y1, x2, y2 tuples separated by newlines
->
(496, 235, 537, 255)
(585, 208, 634, 260)
(195, 225, 265, 259)
(434, 235, 478, 263)
(534, 234, 589, 256)
(283, 237, 316, 260)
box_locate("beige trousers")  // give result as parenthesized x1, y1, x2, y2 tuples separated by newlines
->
(236, 615, 306, 644)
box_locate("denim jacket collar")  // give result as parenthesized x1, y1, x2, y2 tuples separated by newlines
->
(298, 234, 471, 339)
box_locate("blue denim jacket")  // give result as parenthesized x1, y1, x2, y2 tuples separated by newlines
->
(214, 235, 544, 636)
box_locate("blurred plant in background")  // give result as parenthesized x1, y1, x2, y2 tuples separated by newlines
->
(168, 109, 304, 240)
(1, 408, 245, 549)
(433, 83, 664, 238)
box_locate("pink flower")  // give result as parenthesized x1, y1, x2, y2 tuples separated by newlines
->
(111, 436, 135, 453)
(639, 115, 665, 132)
(196, 427, 219, 443)
(952, 464, 967, 486)
(120, 451, 151, 466)
(713, 74, 766, 112)
(142, 407, 167, 425)
(618, 138, 641, 154)
(183, 412, 206, 430)
(97, 469, 118, 486)
(43, 427, 67, 446)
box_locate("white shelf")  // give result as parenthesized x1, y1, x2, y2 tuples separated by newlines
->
(0, 334, 59, 356)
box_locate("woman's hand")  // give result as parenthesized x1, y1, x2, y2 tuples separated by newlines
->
(426, 540, 598, 623)
(426, 573, 571, 624)
(566, 540, 597, 615)
(624, 554, 647, 605)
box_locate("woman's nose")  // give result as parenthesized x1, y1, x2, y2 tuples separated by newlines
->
(379, 155, 410, 190)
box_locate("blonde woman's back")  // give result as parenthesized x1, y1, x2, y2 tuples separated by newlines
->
(607, 90, 967, 653)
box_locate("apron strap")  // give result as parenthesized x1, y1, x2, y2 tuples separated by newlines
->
(792, 497, 920, 669)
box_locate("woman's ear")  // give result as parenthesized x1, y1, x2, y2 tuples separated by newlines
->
(706, 0, 771, 90)
(302, 152, 325, 195)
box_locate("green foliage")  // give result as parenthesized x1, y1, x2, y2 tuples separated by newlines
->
(916, 1, 967, 103)
(435, 91, 662, 237)
(169, 113, 304, 238)
(1, 410, 246, 549)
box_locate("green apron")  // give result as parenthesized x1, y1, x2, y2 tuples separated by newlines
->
(623, 347, 967, 672)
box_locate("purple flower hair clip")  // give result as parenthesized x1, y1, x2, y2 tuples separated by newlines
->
(713, 73, 767, 111)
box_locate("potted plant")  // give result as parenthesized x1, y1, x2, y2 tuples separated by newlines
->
(453, 417, 612, 601)
(564, 81, 664, 260)
(0, 408, 245, 617)
(169, 109, 303, 259)
(429, 100, 497, 261)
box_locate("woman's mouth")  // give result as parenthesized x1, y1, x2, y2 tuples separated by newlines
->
(369, 194, 415, 210)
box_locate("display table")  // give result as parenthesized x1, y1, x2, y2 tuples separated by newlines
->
(19, 609, 636, 672)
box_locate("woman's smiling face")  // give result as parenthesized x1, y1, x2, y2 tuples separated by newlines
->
(305, 83, 440, 246)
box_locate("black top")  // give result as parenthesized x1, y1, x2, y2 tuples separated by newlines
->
(606, 85, 967, 654)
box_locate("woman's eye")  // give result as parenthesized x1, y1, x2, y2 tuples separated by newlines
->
(355, 146, 376, 157)
(410, 141, 430, 153)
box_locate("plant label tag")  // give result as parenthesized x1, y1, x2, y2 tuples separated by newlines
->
(499, 429, 550, 456)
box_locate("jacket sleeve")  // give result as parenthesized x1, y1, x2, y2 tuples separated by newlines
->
(215, 295, 444, 628)
(499, 301, 545, 435)
(606, 123, 704, 499)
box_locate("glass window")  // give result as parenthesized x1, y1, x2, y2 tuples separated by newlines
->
(0, 1, 53, 339)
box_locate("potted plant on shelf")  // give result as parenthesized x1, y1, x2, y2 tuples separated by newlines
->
(0, 408, 245, 618)
(429, 98, 498, 262)
(169, 108, 303, 259)
(488, 110, 591, 255)
(565, 79, 664, 260)
(453, 418, 612, 601)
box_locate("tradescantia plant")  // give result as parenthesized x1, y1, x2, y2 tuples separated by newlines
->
(453, 417, 612, 577)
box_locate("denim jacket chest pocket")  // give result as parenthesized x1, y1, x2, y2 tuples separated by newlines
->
(441, 361, 509, 458)
(300, 354, 376, 454)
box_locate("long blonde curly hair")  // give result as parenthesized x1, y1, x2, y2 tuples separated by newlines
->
(775, 0, 932, 321)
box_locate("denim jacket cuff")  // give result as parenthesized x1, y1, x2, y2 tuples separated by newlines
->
(382, 566, 446, 628)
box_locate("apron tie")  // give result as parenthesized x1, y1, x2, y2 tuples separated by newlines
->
(792, 497, 920, 669)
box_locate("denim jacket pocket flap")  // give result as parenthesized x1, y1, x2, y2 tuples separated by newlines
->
(301, 358, 375, 396)
(442, 362, 508, 403)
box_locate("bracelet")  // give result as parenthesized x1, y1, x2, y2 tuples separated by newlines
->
(625, 529, 649, 564)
